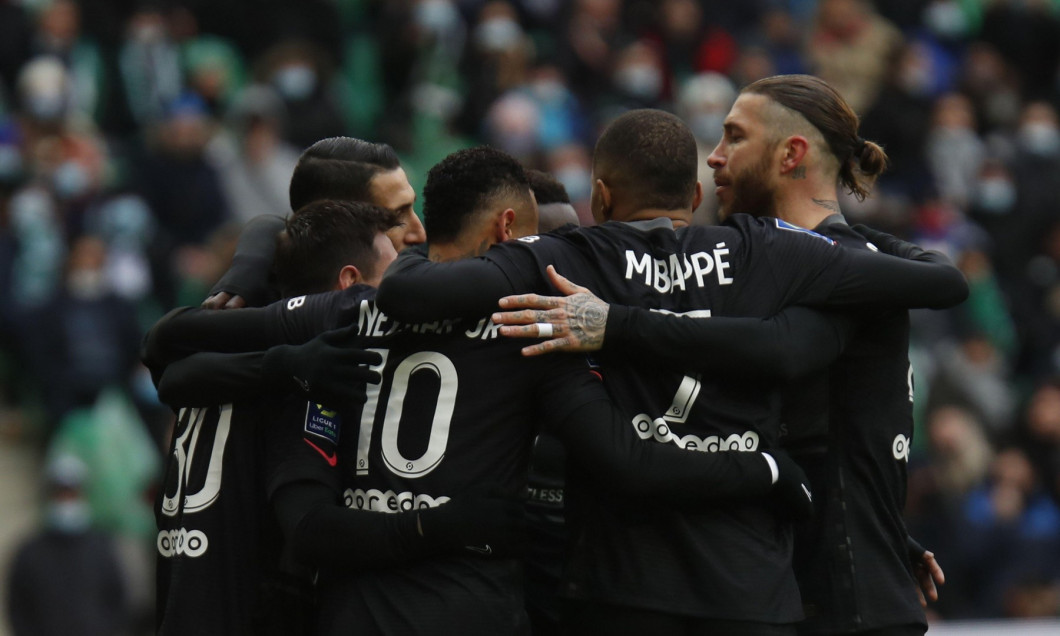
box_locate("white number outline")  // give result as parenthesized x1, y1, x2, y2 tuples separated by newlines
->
(631, 308, 758, 452)
(160, 405, 232, 517)
(356, 350, 457, 479)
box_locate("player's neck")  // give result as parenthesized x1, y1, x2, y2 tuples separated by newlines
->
(621, 207, 693, 228)
(774, 185, 842, 231)
(428, 236, 494, 263)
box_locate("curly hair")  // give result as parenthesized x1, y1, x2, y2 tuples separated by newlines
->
(422, 147, 532, 243)
(592, 109, 699, 211)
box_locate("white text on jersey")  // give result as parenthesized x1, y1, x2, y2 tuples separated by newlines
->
(157, 528, 208, 558)
(357, 300, 461, 338)
(345, 487, 450, 512)
(624, 242, 733, 293)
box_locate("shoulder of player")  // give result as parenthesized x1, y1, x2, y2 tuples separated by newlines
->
(731, 214, 838, 246)
(282, 284, 375, 323)
(814, 223, 875, 251)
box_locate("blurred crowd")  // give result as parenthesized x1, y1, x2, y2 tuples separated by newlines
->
(2, 0, 1060, 632)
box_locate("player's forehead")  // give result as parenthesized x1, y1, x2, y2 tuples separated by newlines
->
(369, 167, 416, 210)
(724, 93, 771, 134)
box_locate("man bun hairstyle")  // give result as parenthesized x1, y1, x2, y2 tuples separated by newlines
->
(743, 74, 888, 201)
(422, 146, 532, 244)
(592, 109, 699, 211)
(288, 137, 401, 211)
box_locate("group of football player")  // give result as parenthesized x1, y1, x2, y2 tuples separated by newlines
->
(144, 74, 964, 636)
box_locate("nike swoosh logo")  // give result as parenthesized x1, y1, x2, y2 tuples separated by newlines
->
(465, 544, 493, 555)
(304, 438, 338, 467)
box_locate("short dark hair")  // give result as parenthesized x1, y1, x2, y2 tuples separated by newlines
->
(742, 75, 888, 201)
(288, 137, 401, 211)
(526, 169, 571, 205)
(592, 109, 698, 211)
(274, 199, 399, 296)
(422, 147, 531, 243)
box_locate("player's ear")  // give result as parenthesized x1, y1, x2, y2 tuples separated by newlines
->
(337, 264, 362, 290)
(691, 181, 703, 211)
(496, 208, 516, 242)
(591, 178, 612, 223)
(779, 136, 810, 176)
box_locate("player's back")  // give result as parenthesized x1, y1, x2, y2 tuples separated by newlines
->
(304, 291, 600, 636)
(790, 222, 924, 634)
(483, 216, 849, 621)
(155, 400, 303, 636)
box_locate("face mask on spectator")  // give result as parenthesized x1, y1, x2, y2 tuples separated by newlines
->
(0, 144, 22, 183)
(690, 112, 725, 143)
(924, 1, 969, 39)
(475, 17, 521, 52)
(52, 160, 90, 200)
(615, 65, 662, 101)
(975, 178, 1016, 214)
(532, 79, 567, 104)
(416, 0, 461, 37)
(27, 93, 66, 121)
(556, 166, 592, 202)
(273, 64, 317, 101)
(1019, 122, 1060, 156)
(495, 130, 537, 159)
(46, 498, 91, 534)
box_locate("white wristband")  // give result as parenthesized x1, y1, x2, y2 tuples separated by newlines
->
(536, 323, 553, 338)
(761, 452, 780, 485)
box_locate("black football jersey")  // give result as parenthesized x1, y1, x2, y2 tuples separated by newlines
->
(789, 221, 925, 634)
(155, 394, 336, 636)
(480, 216, 852, 622)
(523, 432, 568, 633)
(264, 285, 605, 635)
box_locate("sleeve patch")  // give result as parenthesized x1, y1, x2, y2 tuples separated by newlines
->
(774, 219, 836, 245)
(304, 402, 341, 444)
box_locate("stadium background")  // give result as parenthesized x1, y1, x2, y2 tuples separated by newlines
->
(1, 0, 1059, 633)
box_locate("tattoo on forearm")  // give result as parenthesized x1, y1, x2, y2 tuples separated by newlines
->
(812, 198, 841, 213)
(567, 294, 608, 348)
(791, 166, 806, 179)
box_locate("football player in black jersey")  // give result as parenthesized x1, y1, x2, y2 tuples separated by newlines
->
(523, 169, 580, 635)
(148, 200, 399, 636)
(146, 146, 815, 636)
(711, 74, 945, 636)
(203, 136, 425, 311)
(527, 168, 580, 233)
(376, 109, 967, 635)
(492, 76, 953, 636)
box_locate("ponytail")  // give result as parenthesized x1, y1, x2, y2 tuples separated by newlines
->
(841, 138, 888, 201)
(744, 74, 889, 201)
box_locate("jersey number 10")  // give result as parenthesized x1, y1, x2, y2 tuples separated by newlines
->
(355, 349, 456, 479)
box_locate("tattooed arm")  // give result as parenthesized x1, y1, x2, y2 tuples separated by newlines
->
(492, 266, 849, 380)
(492, 265, 609, 354)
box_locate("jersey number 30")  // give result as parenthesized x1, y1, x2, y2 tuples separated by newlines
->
(159, 405, 232, 517)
